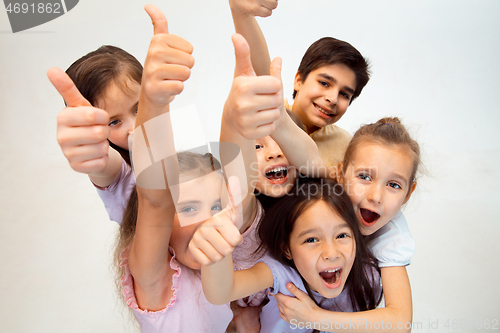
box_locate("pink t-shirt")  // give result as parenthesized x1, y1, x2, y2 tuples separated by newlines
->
(120, 246, 233, 333)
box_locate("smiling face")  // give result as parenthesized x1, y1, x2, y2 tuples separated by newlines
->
(254, 136, 297, 198)
(341, 143, 416, 235)
(169, 171, 223, 269)
(292, 64, 356, 134)
(95, 77, 140, 150)
(287, 200, 355, 299)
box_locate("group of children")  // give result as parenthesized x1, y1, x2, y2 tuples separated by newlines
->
(48, 1, 421, 332)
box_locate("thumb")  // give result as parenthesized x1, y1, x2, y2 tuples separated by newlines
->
(286, 282, 308, 299)
(144, 4, 169, 35)
(226, 175, 244, 230)
(269, 56, 282, 81)
(232, 33, 255, 78)
(47, 67, 91, 107)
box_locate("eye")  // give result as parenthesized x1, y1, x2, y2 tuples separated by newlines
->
(108, 119, 120, 127)
(336, 232, 350, 239)
(180, 206, 196, 213)
(255, 144, 263, 150)
(388, 182, 402, 190)
(318, 80, 329, 87)
(304, 237, 318, 244)
(340, 91, 351, 100)
(357, 173, 371, 181)
(211, 204, 223, 212)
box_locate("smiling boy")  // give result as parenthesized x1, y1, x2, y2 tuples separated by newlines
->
(229, 0, 370, 170)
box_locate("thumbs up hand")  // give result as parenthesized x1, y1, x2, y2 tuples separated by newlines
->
(189, 176, 244, 267)
(48, 67, 113, 175)
(141, 4, 195, 109)
(229, 0, 278, 18)
(224, 33, 283, 140)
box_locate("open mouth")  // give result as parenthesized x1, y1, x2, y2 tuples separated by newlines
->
(265, 166, 288, 183)
(360, 208, 380, 226)
(314, 103, 334, 117)
(319, 268, 342, 288)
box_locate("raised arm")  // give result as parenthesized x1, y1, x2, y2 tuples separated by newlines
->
(219, 33, 282, 226)
(270, 107, 336, 179)
(275, 266, 412, 333)
(229, 0, 277, 75)
(127, 4, 194, 311)
(48, 68, 123, 187)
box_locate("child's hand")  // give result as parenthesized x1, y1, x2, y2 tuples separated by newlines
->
(229, 0, 278, 17)
(223, 33, 283, 139)
(142, 4, 194, 108)
(273, 282, 321, 325)
(189, 176, 244, 266)
(48, 67, 111, 175)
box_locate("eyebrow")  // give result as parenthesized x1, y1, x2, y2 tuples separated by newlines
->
(296, 223, 350, 238)
(318, 73, 355, 95)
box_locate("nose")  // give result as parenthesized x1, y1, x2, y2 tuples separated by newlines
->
(368, 185, 382, 204)
(126, 116, 135, 135)
(265, 142, 284, 161)
(325, 89, 338, 105)
(322, 242, 340, 261)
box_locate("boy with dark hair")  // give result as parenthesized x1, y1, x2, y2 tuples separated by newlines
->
(229, 0, 370, 170)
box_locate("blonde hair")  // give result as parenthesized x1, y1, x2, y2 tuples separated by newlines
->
(342, 117, 421, 189)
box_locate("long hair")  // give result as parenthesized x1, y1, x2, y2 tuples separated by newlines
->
(258, 177, 381, 311)
(65, 45, 143, 166)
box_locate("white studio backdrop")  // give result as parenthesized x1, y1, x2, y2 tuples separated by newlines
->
(0, 1, 499, 332)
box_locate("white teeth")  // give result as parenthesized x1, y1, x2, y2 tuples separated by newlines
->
(315, 104, 334, 116)
(324, 269, 340, 273)
(267, 166, 287, 174)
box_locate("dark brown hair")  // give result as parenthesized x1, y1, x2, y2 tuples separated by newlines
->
(292, 37, 370, 104)
(258, 177, 381, 311)
(342, 117, 421, 188)
(65, 45, 143, 165)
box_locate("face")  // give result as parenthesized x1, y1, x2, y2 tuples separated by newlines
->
(341, 143, 416, 236)
(288, 200, 355, 299)
(254, 136, 297, 198)
(169, 171, 223, 269)
(292, 64, 356, 134)
(95, 77, 140, 150)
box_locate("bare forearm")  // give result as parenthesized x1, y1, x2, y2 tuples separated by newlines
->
(231, 8, 271, 76)
(201, 255, 237, 305)
(88, 147, 123, 187)
(271, 109, 330, 178)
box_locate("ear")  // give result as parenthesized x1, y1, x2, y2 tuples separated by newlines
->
(403, 181, 417, 204)
(284, 247, 292, 260)
(293, 72, 302, 92)
(336, 162, 345, 183)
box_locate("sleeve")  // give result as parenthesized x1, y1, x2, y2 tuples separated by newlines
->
(120, 246, 180, 314)
(93, 159, 136, 224)
(366, 211, 416, 267)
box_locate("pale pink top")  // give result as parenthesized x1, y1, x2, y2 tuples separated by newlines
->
(120, 246, 233, 333)
(232, 201, 268, 307)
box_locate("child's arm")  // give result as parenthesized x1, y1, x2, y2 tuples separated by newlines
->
(48, 68, 123, 187)
(219, 33, 282, 225)
(189, 177, 274, 305)
(229, 0, 277, 75)
(274, 266, 412, 333)
(271, 106, 337, 179)
(127, 4, 194, 311)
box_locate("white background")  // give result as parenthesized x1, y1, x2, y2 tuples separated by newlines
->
(1, 0, 499, 332)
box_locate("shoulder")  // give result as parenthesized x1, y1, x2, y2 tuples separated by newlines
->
(366, 211, 416, 267)
(310, 124, 352, 141)
(258, 255, 304, 296)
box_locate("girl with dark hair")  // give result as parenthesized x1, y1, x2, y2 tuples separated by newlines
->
(48, 44, 142, 223)
(192, 177, 381, 332)
(275, 117, 421, 332)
